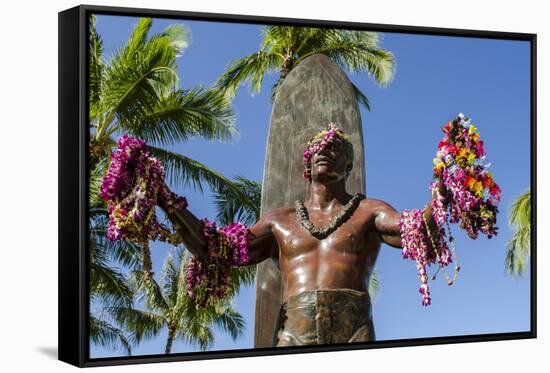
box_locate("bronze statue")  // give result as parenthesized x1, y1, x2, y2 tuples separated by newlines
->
(159, 125, 444, 347)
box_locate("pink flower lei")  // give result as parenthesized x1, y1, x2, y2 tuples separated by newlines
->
(400, 114, 500, 306)
(100, 135, 187, 244)
(100, 135, 252, 307)
(185, 219, 251, 307)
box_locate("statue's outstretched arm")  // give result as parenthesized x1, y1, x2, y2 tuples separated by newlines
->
(159, 201, 209, 262)
(159, 183, 277, 265)
(246, 212, 279, 265)
(372, 200, 403, 248)
(373, 183, 447, 250)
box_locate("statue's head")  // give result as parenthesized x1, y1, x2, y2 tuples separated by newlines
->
(303, 123, 354, 183)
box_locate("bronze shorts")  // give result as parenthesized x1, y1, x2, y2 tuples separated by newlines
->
(274, 288, 375, 346)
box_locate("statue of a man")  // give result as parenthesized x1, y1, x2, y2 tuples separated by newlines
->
(160, 124, 444, 347)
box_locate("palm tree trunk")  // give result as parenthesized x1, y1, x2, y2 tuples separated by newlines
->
(165, 325, 176, 354)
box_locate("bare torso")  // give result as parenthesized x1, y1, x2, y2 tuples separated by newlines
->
(263, 199, 386, 302)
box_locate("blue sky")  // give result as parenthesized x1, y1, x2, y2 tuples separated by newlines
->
(90, 14, 531, 358)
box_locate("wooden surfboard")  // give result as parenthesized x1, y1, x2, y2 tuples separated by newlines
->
(254, 54, 367, 347)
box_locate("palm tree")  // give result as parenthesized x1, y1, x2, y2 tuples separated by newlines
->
(213, 26, 395, 109)
(506, 189, 531, 276)
(88, 15, 259, 346)
(89, 203, 142, 355)
(112, 249, 245, 353)
(89, 15, 254, 204)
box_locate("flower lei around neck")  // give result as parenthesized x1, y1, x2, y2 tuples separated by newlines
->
(100, 135, 251, 307)
(295, 193, 366, 239)
(400, 114, 501, 306)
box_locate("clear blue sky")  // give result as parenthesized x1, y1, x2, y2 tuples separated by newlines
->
(90, 14, 531, 358)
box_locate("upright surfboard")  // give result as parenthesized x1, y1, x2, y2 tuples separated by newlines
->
(254, 54, 367, 347)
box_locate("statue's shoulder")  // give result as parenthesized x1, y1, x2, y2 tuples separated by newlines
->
(261, 206, 295, 223)
(358, 197, 397, 214)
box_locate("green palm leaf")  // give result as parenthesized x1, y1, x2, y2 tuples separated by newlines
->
(368, 270, 381, 303)
(214, 25, 394, 110)
(506, 190, 531, 276)
(95, 18, 188, 139)
(110, 307, 166, 345)
(89, 315, 132, 355)
(89, 15, 104, 119)
(213, 175, 261, 226)
(124, 87, 237, 147)
(146, 146, 254, 209)
(211, 304, 245, 340)
(90, 260, 133, 308)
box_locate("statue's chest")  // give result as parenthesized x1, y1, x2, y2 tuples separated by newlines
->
(274, 216, 365, 257)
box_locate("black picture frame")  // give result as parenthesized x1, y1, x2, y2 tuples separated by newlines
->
(58, 4, 537, 368)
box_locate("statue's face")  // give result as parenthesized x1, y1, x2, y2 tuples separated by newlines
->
(310, 139, 352, 184)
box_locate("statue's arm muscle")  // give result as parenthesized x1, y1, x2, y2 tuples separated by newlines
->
(372, 200, 403, 248)
(246, 209, 279, 265)
(372, 184, 447, 250)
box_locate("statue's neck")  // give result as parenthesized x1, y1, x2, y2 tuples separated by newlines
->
(307, 180, 351, 211)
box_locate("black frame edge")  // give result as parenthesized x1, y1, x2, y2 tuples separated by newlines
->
(78, 3, 535, 40)
(530, 34, 537, 338)
(58, 5, 86, 368)
(57, 4, 537, 368)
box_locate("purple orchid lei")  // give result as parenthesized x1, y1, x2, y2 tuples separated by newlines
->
(100, 135, 187, 244)
(400, 114, 500, 306)
(100, 135, 252, 307)
(185, 219, 251, 307)
(399, 208, 452, 306)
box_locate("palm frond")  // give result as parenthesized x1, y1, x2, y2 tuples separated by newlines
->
(89, 260, 134, 308)
(89, 15, 104, 117)
(506, 190, 531, 276)
(213, 50, 281, 101)
(129, 267, 171, 314)
(146, 147, 256, 216)
(179, 319, 214, 351)
(213, 175, 261, 226)
(89, 157, 108, 208)
(97, 18, 181, 139)
(90, 208, 143, 268)
(351, 82, 371, 111)
(306, 30, 395, 86)
(124, 87, 237, 147)
(109, 306, 166, 345)
(160, 254, 180, 308)
(158, 24, 190, 57)
(89, 315, 132, 355)
(506, 227, 530, 277)
(368, 269, 381, 303)
(218, 26, 394, 110)
(211, 305, 245, 340)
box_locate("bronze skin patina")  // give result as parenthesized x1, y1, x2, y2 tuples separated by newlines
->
(159, 125, 444, 346)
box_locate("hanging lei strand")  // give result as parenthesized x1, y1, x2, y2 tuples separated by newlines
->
(101, 135, 252, 308)
(399, 113, 501, 306)
(185, 219, 251, 307)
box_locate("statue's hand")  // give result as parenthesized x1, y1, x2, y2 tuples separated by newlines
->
(432, 180, 450, 208)
(157, 182, 171, 209)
